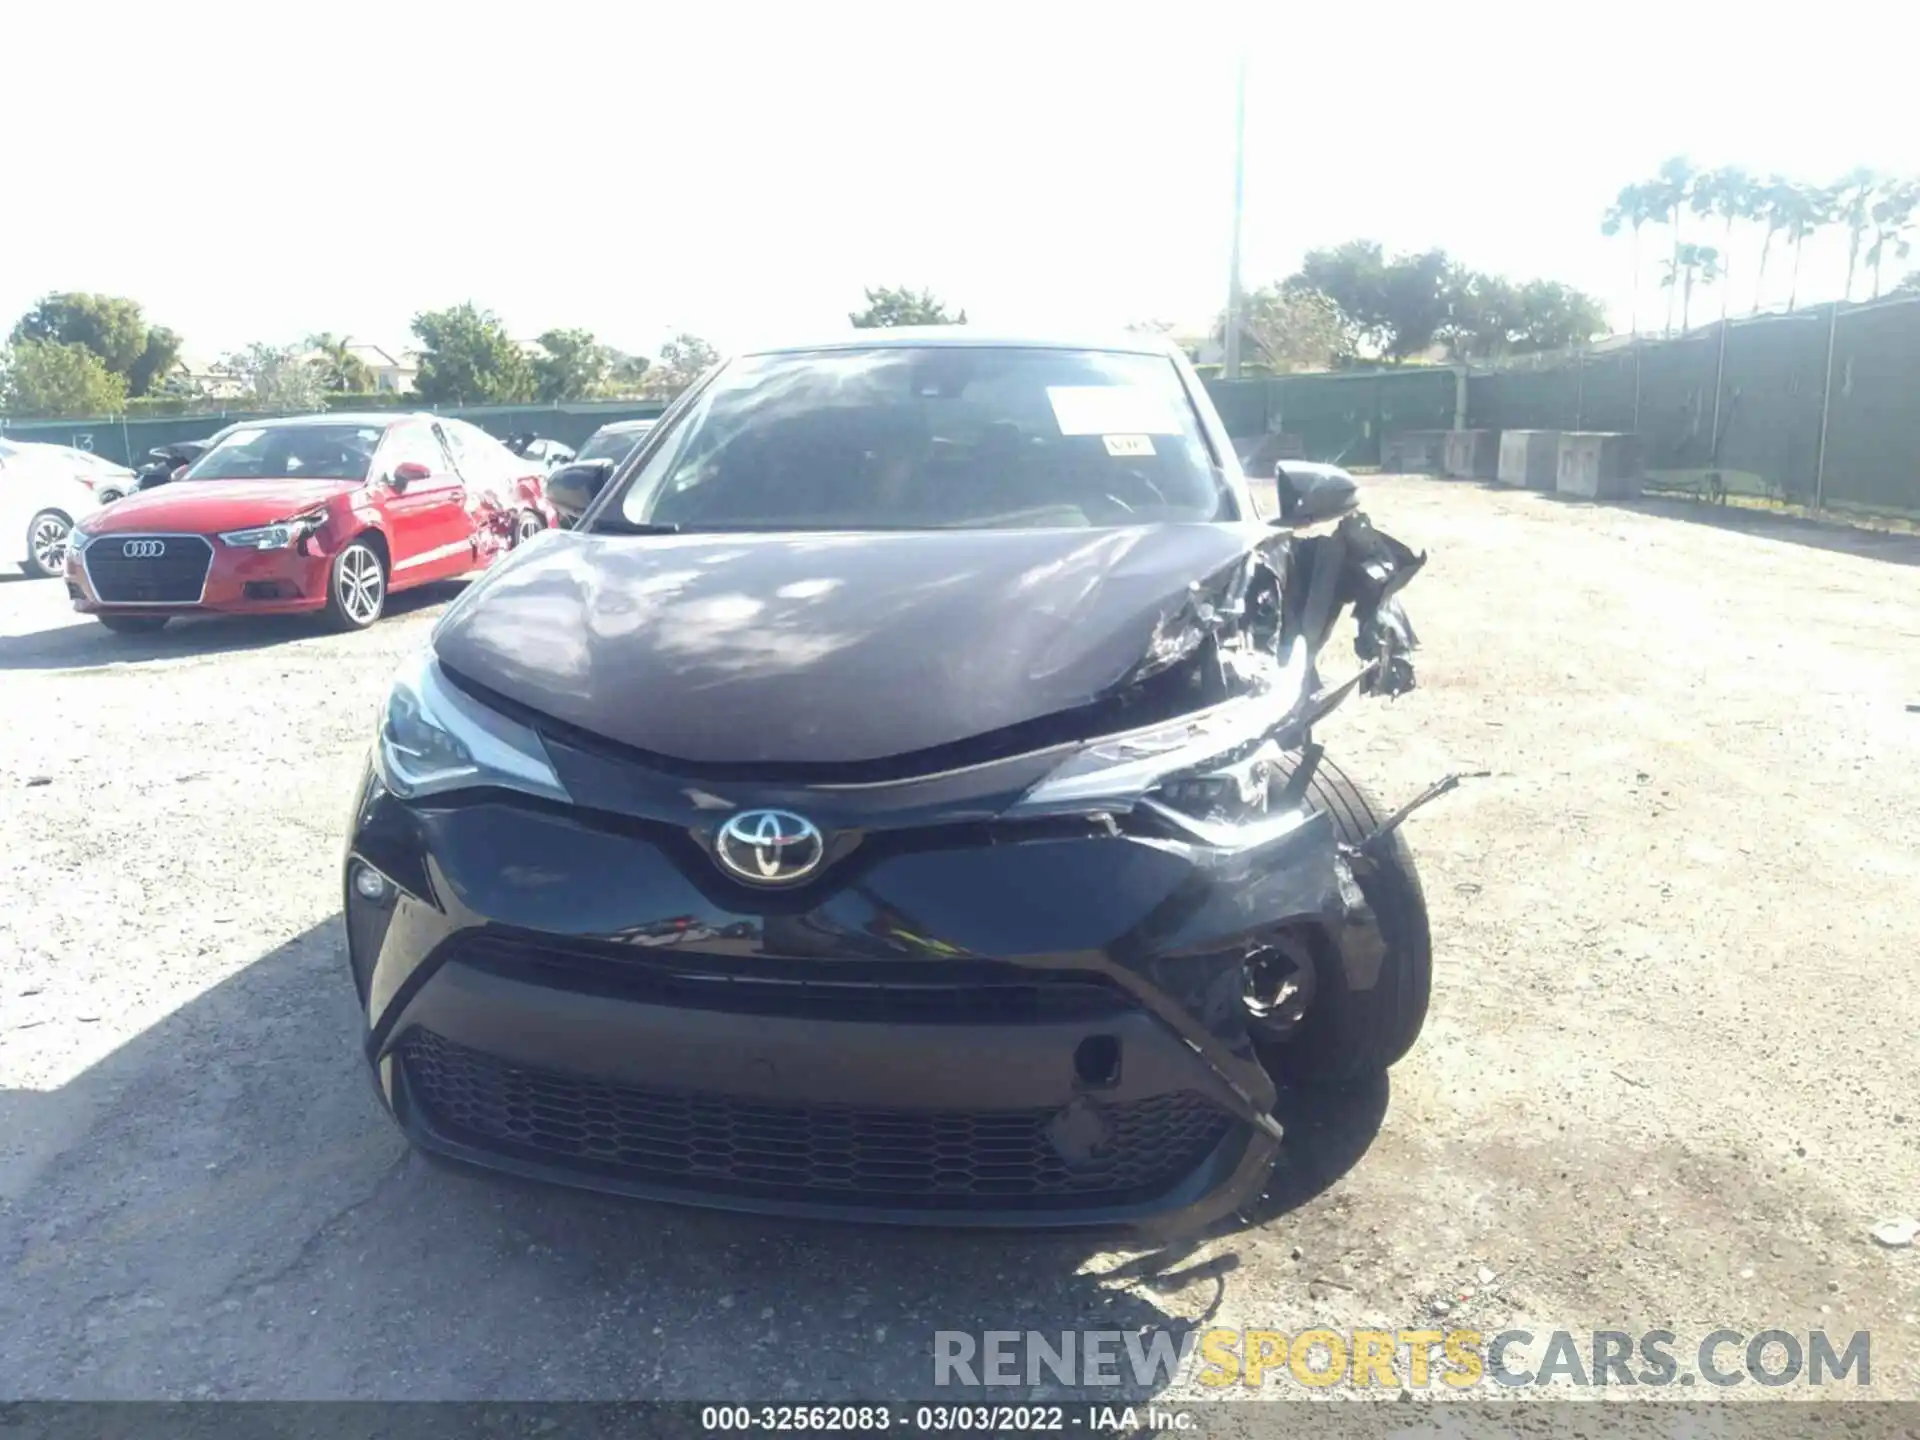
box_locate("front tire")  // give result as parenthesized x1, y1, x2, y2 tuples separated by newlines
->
(23, 510, 71, 578)
(324, 540, 388, 631)
(97, 614, 169, 635)
(513, 509, 545, 546)
(1250, 753, 1433, 1089)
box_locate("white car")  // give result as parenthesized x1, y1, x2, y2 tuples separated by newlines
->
(0, 439, 107, 577)
(62, 446, 139, 503)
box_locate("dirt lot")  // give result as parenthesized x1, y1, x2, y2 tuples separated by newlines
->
(2, 477, 1917, 1403)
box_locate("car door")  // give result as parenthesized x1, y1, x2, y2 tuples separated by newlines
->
(0, 445, 25, 554)
(0, 444, 95, 562)
(374, 421, 475, 586)
(442, 421, 534, 551)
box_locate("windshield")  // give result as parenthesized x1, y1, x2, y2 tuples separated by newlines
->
(184, 423, 387, 482)
(576, 424, 653, 466)
(611, 347, 1232, 532)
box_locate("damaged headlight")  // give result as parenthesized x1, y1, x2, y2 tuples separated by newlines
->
(1008, 639, 1313, 845)
(374, 649, 571, 804)
(219, 510, 325, 550)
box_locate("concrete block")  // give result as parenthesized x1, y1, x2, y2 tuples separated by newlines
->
(1498, 430, 1562, 489)
(1442, 429, 1499, 480)
(1381, 429, 1450, 475)
(1556, 432, 1644, 500)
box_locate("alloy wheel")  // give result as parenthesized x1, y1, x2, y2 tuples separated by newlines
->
(515, 510, 544, 545)
(336, 545, 385, 626)
(29, 516, 70, 574)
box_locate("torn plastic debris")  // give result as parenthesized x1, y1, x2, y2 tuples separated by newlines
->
(1348, 771, 1491, 861)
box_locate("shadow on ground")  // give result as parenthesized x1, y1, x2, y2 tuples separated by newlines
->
(0, 584, 461, 672)
(1508, 486, 1920, 567)
(0, 918, 1380, 1400)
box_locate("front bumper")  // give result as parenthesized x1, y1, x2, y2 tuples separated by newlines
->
(343, 757, 1341, 1231)
(67, 536, 332, 615)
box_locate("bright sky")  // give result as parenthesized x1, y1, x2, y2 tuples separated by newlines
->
(7, 0, 1916, 361)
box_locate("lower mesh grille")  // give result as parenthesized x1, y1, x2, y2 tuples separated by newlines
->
(400, 1029, 1232, 1209)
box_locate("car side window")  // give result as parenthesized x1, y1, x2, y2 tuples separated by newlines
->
(431, 422, 474, 477)
(379, 423, 447, 481)
(445, 422, 520, 501)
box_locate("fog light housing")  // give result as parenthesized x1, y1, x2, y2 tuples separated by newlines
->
(352, 864, 391, 903)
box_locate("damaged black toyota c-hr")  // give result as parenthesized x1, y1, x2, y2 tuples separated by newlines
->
(342, 330, 1444, 1231)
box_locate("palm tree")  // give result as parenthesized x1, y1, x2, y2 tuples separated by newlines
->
(1781, 183, 1832, 312)
(1751, 176, 1795, 313)
(306, 332, 374, 393)
(1647, 156, 1697, 336)
(1832, 168, 1881, 302)
(1661, 243, 1723, 332)
(1601, 181, 1662, 335)
(1690, 165, 1756, 322)
(1866, 178, 1919, 299)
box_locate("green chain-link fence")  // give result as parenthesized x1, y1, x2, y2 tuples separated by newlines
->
(1465, 296, 1920, 513)
(1204, 368, 1457, 466)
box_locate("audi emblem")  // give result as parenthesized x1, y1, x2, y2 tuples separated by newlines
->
(714, 810, 826, 886)
(121, 540, 167, 559)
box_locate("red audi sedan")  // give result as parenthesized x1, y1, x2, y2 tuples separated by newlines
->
(64, 413, 557, 634)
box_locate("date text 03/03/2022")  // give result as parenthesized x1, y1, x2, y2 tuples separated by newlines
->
(698, 1404, 1196, 1433)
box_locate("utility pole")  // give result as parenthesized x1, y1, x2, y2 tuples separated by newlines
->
(1222, 54, 1247, 381)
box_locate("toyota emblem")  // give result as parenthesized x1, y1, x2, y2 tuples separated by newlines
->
(714, 810, 826, 886)
(122, 539, 167, 559)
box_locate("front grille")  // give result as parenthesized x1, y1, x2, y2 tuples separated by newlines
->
(85, 536, 212, 603)
(400, 1029, 1232, 1208)
(446, 928, 1136, 1024)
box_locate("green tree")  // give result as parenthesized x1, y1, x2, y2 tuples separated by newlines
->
(306, 333, 375, 393)
(649, 332, 720, 395)
(1289, 241, 1453, 362)
(1645, 156, 1697, 336)
(1832, 168, 1881, 302)
(9, 293, 180, 397)
(1219, 285, 1349, 371)
(1779, 182, 1833, 312)
(1690, 165, 1757, 322)
(1661, 243, 1722, 332)
(0, 338, 129, 417)
(216, 343, 329, 412)
(532, 328, 611, 402)
(604, 350, 652, 396)
(1750, 176, 1796, 313)
(849, 286, 967, 328)
(1895, 269, 1920, 295)
(410, 303, 534, 405)
(1601, 181, 1663, 334)
(1866, 178, 1918, 300)
(1444, 276, 1607, 359)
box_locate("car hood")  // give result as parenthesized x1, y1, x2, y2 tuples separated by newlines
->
(433, 525, 1269, 766)
(81, 479, 360, 534)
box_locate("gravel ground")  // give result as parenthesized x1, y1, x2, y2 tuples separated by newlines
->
(1, 477, 1916, 1405)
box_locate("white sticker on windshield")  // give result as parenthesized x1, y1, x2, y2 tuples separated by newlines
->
(1047, 385, 1181, 437)
(1103, 434, 1155, 457)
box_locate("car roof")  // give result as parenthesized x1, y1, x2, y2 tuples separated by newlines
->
(212, 411, 426, 435)
(739, 326, 1179, 359)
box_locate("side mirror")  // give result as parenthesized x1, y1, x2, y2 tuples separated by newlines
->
(1272, 461, 1360, 527)
(547, 459, 613, 522)
(390, 460, 431, 491)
